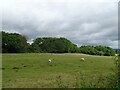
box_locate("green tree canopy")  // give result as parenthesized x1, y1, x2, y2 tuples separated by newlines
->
(2, 31, 28, 53)
(79, 45, 115, 56)
(1, 31, 116, 56)
(31, 37, 78, 53)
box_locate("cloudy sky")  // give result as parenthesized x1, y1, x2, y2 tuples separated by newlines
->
(1, 0, 119, 48)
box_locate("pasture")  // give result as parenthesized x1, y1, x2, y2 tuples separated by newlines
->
(2, 53, 117, 88)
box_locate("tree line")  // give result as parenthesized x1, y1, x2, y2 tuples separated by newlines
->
(1, 31, 117, 56)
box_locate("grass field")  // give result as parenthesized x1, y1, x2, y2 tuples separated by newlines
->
(2, 53, 118, 88)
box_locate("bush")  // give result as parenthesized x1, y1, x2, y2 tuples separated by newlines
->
(79, 45, 115, 56)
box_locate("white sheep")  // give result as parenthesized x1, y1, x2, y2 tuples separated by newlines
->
(81, 58, 85, 61)
(48, 59, 52, 64)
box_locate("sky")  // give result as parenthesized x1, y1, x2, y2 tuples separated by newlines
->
(1, 0, 119, 48)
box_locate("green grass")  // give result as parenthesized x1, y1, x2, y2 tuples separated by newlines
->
(2, 53, 117, 88)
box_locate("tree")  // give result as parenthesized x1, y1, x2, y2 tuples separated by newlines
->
(1, 31, 115, 56)
(79, 45, 115, 56)
(2, 31, 28, 53)
(95, 46, 115, 56)
(32, 37, 78, 53)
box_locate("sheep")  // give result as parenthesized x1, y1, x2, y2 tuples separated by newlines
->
(81, 58, 85, 61)
(48, 59, 52, 65)
(48, 59, 51, 62)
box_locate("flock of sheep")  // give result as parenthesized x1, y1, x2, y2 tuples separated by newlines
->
(48, 57, 85, 65)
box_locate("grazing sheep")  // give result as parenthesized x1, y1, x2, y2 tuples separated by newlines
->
(81, 58, 85, 61)
(48, 59, 51, 62)
(48, 59, 52, 65)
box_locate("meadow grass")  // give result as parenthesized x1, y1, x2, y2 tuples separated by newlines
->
(2, 53, 117, 88)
